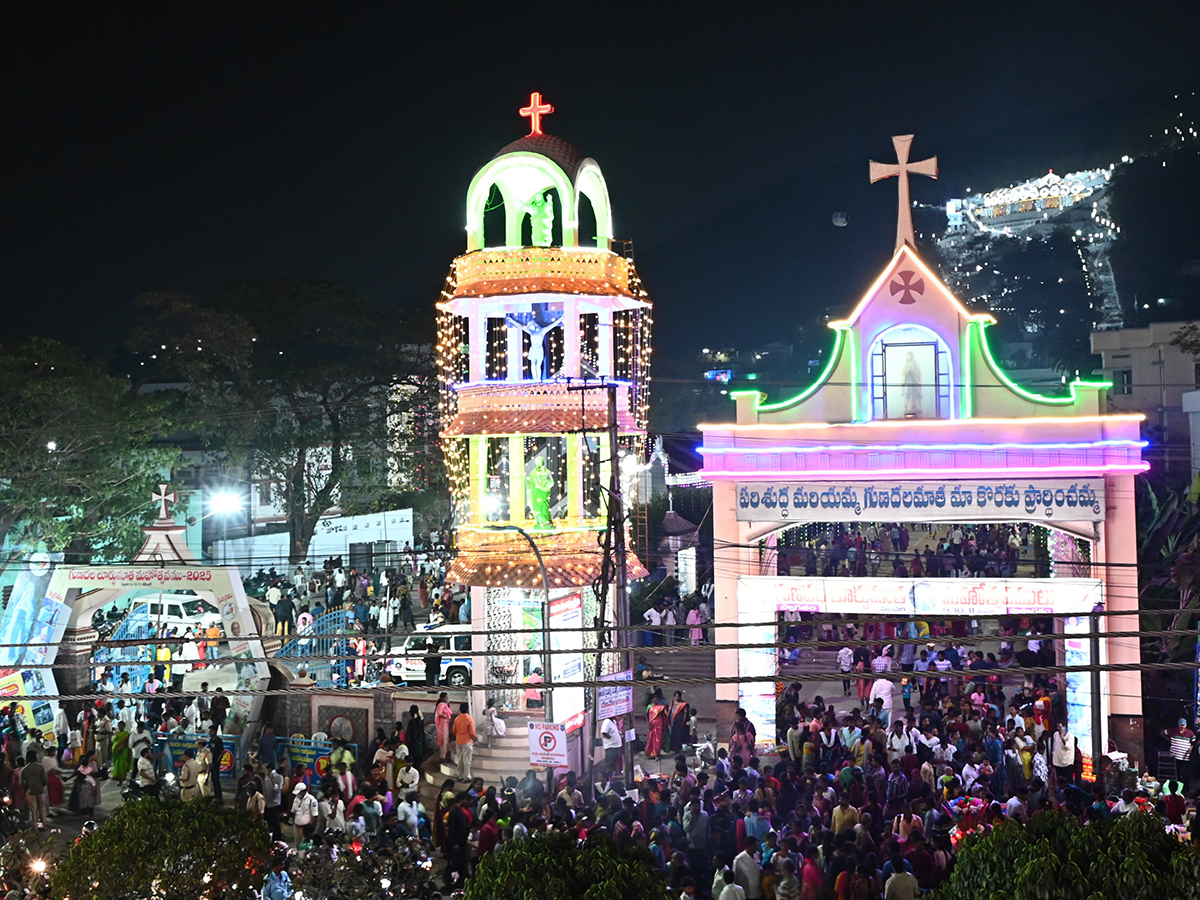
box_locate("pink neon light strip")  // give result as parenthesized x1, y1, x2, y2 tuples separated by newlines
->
(699, 464, 1150, 480)
(698, 439, 1146, 455)
(698, 414, 1145, 431)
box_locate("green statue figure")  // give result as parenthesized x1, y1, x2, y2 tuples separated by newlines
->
(522, 191, 555, 246)
(527, 457, 555, 526)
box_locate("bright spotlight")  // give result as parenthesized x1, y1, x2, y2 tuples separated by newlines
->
(209, 492, 243, 515)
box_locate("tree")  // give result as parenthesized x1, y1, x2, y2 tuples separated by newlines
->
(464, 832, 672, 900)
(52, 798, 274, 900)
(289, 835, 438, 900)
(933, 811, 1200, 900)
(0, 337, 180, 575)
(130, 278, 435, 564)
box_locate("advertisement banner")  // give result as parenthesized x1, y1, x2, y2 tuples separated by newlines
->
(549, 593, 585, 733)
(157, 732, 239, 780)
(735, 479, 1106, 523)
(0, 670, 57, 742)
(739, 576, 1102, 617)
(597, 671, 634, 720)
(285, 739, 333, 779)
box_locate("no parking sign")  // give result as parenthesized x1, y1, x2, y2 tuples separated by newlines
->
(528, 721, 568, 768)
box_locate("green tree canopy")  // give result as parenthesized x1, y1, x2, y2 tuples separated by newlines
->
(464, 832, 672, 900)
(289, 835, 438, 900)
(130, 278, 435, 564)
(0, 337, 179, 574)
(933, 810, 1200, 900)
(51, 798, 274, 900)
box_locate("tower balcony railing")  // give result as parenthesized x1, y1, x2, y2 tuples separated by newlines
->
(451, 247, 634, 300)
(442, 379, 638, 435)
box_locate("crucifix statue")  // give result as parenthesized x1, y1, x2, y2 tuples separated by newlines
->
(506, 310, 564, 380)
(870, 134, 937, 253)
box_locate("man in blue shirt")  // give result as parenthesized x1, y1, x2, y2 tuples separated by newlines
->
(263, 858, 291, 900)
(257, 723, 279, 769)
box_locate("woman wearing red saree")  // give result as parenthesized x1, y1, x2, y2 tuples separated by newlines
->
(434, 692, 454, 761)
(645, 690, 667, 759)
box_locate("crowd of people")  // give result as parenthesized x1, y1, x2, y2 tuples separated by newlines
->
(415, 642, 1199, 899)
(265, 541, 462, 645)
(781, 522, 1050, 581)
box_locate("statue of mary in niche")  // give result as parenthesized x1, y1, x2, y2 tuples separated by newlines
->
(902, 350, 923, 417)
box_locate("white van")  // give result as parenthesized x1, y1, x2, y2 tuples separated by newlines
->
(386, 624, 473, 686)
(132, 597, 223, 636)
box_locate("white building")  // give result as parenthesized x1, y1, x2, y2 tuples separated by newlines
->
(1091, 321, 1197, 477)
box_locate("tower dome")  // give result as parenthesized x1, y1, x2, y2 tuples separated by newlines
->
(492, 133, 585, 179)
(464, 92, 612, 252)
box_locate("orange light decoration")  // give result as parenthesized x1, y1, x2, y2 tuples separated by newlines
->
(519, 91, 554, 136)
(449, 528, 647, 587)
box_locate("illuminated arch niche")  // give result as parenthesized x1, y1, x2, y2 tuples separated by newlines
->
(465, 151, 613, 251)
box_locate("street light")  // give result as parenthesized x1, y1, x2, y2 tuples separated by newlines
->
(209, 492, 243, 516)
(209, 491, 244, 564)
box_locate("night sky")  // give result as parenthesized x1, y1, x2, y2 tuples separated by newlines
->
(5, 6, 1199, 358)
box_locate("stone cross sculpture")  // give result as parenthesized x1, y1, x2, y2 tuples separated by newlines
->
(870, 134, 937, 253)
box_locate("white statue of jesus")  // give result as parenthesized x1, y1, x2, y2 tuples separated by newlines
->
(506, 312, 563, 380)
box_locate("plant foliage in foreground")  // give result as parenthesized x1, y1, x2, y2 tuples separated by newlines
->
(933, 810, 1200, 900)
(463, 831, 672, 900)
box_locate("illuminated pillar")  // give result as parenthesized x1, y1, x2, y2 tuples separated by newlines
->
(468, 312, 486, 383)
(506, 319, 523, 382)
(508, 436, 525, 524)
(597, 309, 614, 378)
(562, 300, 580, 378)
(1103, 471, 1143, 757)
(566, 434, 583, 523)
(712, 481, 742, 708)
(470, 435, 487, 526)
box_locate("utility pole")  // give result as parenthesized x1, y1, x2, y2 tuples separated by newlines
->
(568, 378, 634, 786)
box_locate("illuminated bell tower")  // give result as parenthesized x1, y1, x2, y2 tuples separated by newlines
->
(437, 94, 651, 718)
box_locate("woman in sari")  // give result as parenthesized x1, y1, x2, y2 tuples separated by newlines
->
(435, 692, 454, 761)
(667, 692, 691, 753)
(645, 690, 667, 760)
(110, 725, 132, 781)
(730, 708, 757, 763)
(432, 777, 456, 849)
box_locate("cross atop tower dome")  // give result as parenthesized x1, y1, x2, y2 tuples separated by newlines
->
(519, 91, 554, 136)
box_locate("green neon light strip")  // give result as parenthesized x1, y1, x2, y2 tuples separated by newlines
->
(961, 323, 973, 419)
(975, 321, 1111, 405)
(848, 327, 860, 422)
(748, 327, 847, 413)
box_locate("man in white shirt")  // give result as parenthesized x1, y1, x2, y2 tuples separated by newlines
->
(644, 605, 664, 646)
(837, 646, 854, 696)
(1004, 786, 1030, 823)
(135, 748, 158, 790)
(396, 791, 422, 838)
(395, 757, 420, 794)
(600, 717, 623, 771)
(885, 721, 910, 763)
(115, 699, 136, 733)
(290, 783, 318, 846)
(718, 869, 746, 900)
(733, 838, 763, 899)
